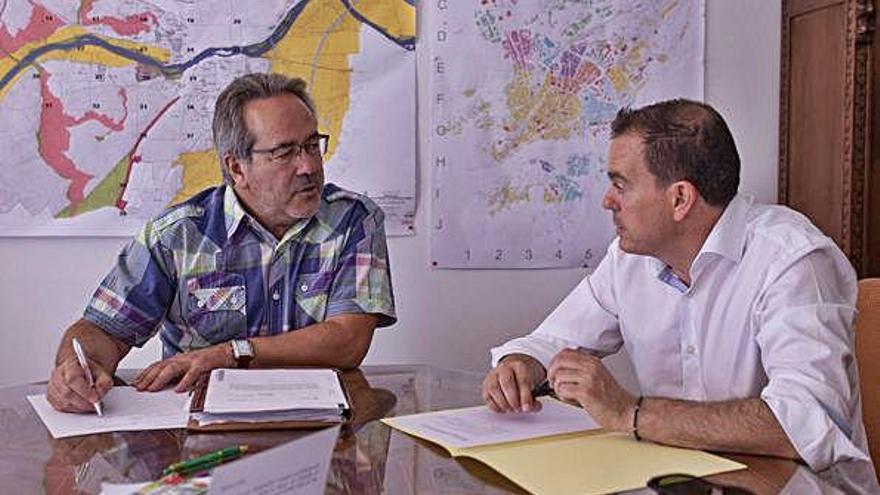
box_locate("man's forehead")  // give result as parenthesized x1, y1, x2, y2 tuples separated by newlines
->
(245, 95, 317, 142)
(607, 133, 649, 178)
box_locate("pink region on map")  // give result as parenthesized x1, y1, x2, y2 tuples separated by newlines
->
(79, 0, 157, 36)
(74, 88, 128, 131)
(0, 1, 64, 54)
(502, 29, 532, 71)
(37, 73, 129, 206)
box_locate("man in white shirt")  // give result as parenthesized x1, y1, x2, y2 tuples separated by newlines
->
(483, 99, 877, 490)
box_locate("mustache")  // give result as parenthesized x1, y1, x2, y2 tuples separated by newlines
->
(293, 175, 320, 192)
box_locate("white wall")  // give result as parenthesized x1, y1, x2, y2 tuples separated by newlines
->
(0, 1, 781, 388)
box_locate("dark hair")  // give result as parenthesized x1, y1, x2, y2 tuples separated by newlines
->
(212, 73, 317, 184)
(610, 99, 740, 207)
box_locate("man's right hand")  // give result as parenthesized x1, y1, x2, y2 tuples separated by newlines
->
(47, 357, 113, 413)
(481, 353, 546, 413)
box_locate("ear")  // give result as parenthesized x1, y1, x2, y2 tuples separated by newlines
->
(226, 154, 247, 187)
(667, 181, 698, 222)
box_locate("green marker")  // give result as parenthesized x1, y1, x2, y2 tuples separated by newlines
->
(161, 445, 248, 477)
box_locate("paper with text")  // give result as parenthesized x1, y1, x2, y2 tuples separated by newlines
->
(101, 427, 339, 494)
(203, 369, 348, 414)
(208, 425, 339, 495)
(382, 397, 599, 449)
(383, 398, 747, 495)
(28, 388, 189, 438)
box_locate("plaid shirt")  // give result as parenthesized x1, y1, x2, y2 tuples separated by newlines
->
(84, 184, 396, 358)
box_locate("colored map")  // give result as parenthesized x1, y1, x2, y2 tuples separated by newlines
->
(0, 0, 416, 236)
(429, 0, 703, 268)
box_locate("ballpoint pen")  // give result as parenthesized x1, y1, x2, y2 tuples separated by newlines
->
(71, 337, 103, 416)
(531, 379, 554, 398)
(161, 445, 249, 477)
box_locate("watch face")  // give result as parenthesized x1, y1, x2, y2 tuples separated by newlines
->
(232, 339, 254, 358)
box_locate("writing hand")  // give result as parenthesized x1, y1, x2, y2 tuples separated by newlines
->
(47, 357, 113, 413)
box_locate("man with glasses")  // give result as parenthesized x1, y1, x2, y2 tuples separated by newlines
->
(47, 73, 396, 411)
(483, 100, 877, 492)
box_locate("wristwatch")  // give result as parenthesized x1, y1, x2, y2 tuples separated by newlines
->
(230, 339, 254, 369)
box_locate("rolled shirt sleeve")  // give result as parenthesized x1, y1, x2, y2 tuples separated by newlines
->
(756, 248, 871, 469)
(491, 242, 623, 369)
(83, 220, 177, 347)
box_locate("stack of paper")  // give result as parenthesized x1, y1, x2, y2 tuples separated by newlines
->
(190, 368, 350, 428)
(382, 397, 746, 495)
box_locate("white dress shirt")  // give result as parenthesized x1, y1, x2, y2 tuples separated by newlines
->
(491, 194, 877, 490)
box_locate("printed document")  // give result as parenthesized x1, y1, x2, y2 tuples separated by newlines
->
(384, 396, 599, 448)
(203, 368, 348, 414)
(28, 388, 189, 438)
(383, 398, 746, 495)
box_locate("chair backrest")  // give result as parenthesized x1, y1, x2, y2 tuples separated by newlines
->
(856, 278, 880, 472)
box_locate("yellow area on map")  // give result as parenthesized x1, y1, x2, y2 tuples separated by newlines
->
(173, 150, 222, 205)
(268, 2, 359, 163)
(492, 69, 583, 162)
(266, 0, 414, 165)
(0, 25, 170, 100)
(489, 182, 531, 214)
(608, 39, 648, 95)
(356, 0, 417, 39)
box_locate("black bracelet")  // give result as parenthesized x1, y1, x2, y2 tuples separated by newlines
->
(632, 396, 644, 441)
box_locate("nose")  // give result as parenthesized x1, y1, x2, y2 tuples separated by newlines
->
(602, 186, 617, 211)
(292, 153, 321, 176)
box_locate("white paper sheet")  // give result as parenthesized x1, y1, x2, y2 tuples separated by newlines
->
(100, 477, 210, 495)
(203, 369, 348, 414)
(383, 397, 600, 449)
(209, 425, 339, 495)
(101, 426, 340, 495)
(28, 388, 189, 438)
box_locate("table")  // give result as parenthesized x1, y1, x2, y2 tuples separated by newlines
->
(0, 365, 872, 494)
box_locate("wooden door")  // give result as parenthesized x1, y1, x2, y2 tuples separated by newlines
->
(780, 0, 878, 276)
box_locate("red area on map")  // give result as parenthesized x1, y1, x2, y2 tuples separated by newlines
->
(79, 0, 158, 36)
(37, 72, 129, 206)
(0, 1, 64, 54)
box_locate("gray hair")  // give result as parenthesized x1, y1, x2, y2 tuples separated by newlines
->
(212, 73, 317, 184)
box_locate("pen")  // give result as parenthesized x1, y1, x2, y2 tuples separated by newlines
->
(162, 445, 249, 477)
(71, 338, 103, 416)
(532, 379, 554, 398)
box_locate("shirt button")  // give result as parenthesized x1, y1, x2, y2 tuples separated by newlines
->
(686, 345, 696, 354)
(272, 292, 280, 301)
(300, 284, 308, 292)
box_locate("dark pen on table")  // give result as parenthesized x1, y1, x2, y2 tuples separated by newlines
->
(531, 379, 554, 398)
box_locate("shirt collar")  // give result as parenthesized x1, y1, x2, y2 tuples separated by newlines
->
(649, 193, 752, 290)
(222, 184, 322, 245)
(223, 185, 248, 240)
(696, 193, 752, 264)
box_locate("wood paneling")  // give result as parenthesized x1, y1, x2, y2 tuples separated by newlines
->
(780, 0, 879, 276)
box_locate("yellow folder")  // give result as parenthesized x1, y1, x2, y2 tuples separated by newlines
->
(383, 404, 746, 495)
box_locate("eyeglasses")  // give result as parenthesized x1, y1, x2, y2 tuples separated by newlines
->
(250, 133, 330, 164)
(647, 474, 755, 495)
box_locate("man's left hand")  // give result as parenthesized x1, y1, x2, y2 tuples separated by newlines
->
(548, 348, 637, 432)
(133, 344, 232, 393)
